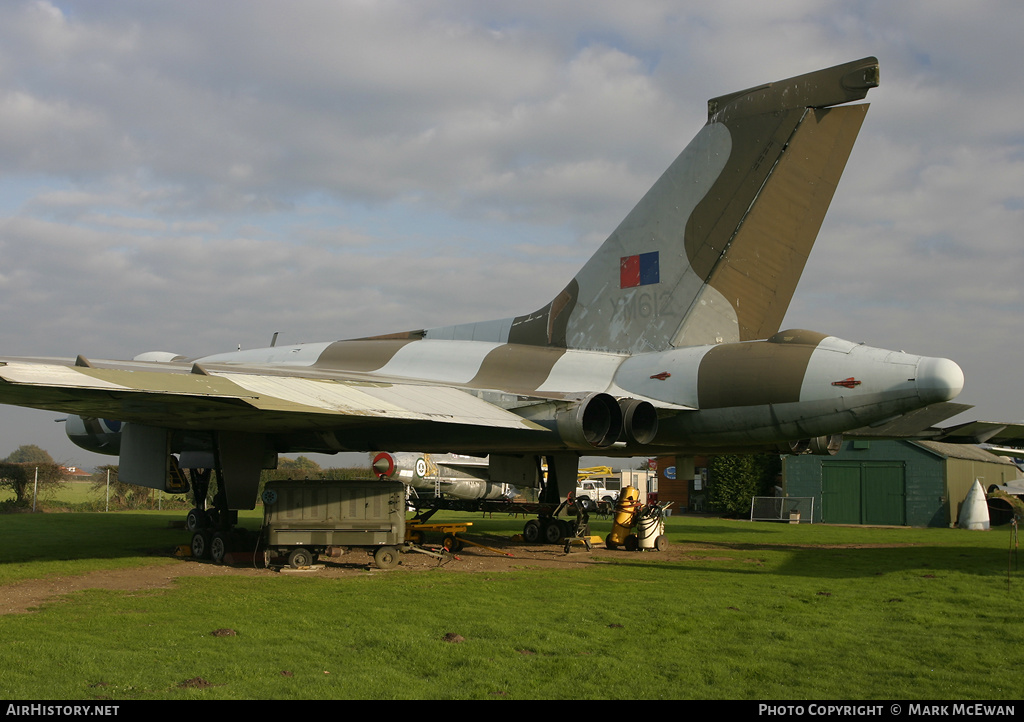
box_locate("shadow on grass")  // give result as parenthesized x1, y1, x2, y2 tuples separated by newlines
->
(607, 534, 1021, 580)
(0, 511, 260, 565)
(3, 509, 1020, 584)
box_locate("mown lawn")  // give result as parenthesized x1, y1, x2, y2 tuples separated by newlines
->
(1, 510, 1022, 700)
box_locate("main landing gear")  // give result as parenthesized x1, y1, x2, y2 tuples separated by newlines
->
(185, 468, 257, 565)
(522, 498, 591, 548)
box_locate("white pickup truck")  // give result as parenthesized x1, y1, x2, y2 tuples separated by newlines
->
(571, 480, 618, 511)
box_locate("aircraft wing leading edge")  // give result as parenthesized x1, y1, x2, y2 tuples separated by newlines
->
(0, 360, 544, 432)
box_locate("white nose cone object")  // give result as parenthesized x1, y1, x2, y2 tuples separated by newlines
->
(959, 480, 990, 530)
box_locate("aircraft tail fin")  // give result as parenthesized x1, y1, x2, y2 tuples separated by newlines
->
(503, 57, 879, 352)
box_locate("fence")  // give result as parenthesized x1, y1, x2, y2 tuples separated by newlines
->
(750, 496, 815, 523)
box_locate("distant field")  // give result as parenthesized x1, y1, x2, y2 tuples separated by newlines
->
(0, 481, 95, 505)
(0, 481, 187, 510)
(1, 510, 1023, 700)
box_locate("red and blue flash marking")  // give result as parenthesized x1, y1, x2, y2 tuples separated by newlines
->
(620, 251, 660, 288)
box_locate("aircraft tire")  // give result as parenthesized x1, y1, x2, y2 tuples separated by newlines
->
(210, 533, 230, 564)
(186, 508, 206, 532)
(374, 546, 400, 569)
(191, 530, 211, 560)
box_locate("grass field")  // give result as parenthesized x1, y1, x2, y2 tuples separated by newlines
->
(1, 509, 1023, 700)
(0, 480, 190, 512)
(1, 481, 101, 506)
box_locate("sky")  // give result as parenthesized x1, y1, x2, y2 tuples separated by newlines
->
(0, 1, 1021, 471)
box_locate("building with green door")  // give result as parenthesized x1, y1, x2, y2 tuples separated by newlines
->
(783, 440, 1020, 527)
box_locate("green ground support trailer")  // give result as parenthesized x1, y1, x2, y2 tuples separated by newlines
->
(262, 479, 407, 569)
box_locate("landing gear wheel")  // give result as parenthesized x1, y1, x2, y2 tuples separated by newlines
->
(374, 546, 400, 569)
(543, 519, 565, 544)
(186, 508, 206, 532)
(210, 533, 230, 564)
(654, 534, 668, 551)
(191, 530, 211, 560)
(287, 547, 313, 569)
(624, 534, 639, 551)
(523, 519, 541, 543)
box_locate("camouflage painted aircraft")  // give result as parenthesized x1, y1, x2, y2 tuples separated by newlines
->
(0, 57, 983, 515)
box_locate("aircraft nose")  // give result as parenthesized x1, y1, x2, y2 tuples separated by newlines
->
(916, 356, 964, 404)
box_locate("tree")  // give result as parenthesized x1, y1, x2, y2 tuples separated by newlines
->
(90, 465, 153, 510)
(706, 453, 781, 517)
(4, 444, 54, 465)
(279, 456, 322, 473)
(270, 456, 323, 480)
(0, 445, 63, 507)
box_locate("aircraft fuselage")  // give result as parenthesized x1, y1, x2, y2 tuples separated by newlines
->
(66, 326, 961, 459)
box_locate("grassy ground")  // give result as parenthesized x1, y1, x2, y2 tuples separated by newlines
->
(1, 510, 1022, 700)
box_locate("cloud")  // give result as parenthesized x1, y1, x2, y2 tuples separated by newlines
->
(0, 0, 1022, 467)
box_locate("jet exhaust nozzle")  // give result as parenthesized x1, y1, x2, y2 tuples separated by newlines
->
(556, 393, 622, 450)
(618, 398, 659, 445)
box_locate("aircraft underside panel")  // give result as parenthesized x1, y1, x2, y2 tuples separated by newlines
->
(119, 423, 171, 492)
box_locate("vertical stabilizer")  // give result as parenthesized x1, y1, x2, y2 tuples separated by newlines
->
(505, 57, 878, 353)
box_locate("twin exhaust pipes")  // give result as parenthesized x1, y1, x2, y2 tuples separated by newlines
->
(554, 393, 659, 450)
(548, 394, 841, 455)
